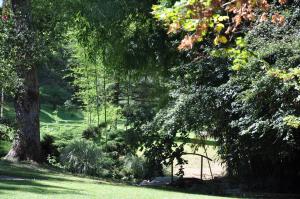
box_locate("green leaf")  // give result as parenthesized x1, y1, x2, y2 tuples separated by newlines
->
(218, 16, 229, 22)
(215, 23, 225, 33)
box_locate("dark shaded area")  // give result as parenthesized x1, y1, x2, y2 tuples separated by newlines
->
(39, 110, 55, 123)
(0, 160, 81, 182)
(141, 179, 300, 199)
(0, 180, 83, 196)
(1, 160, 300, 198)
(40, 134, 60, 162)
(0, 160, 89, 196)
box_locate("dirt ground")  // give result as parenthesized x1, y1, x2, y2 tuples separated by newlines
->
(170, 145, 226, 180)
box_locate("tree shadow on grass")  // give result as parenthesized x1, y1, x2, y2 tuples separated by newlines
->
(40, 109, 55, 123)
(0, 180, 84, 195)
(140, 185, 300, 199)
(140, 185, 242, 199)
(95, 181, 240, 198)
(0, 160, 86, 183)
(57, 110, 84, 121)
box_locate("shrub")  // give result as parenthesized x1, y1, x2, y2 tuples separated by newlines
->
(82, 126, 100, 140)
(53, 130, 82, 151)
(41, 134, 59, 163)
(0, 117, 16, 141)
(0, 124, 12, 141)
(122, 154, 146, 180)
(100, 129, 130, 156)
(63, 100, 78, 111)
(60, 139, 102, 176)
(82, 123, 106, 140)
(96, 155, 116, 178)
(60, 132, 150, 181)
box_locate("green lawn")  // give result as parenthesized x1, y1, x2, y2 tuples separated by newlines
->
(1, 104, 229, 198)
(0, 160, 236, 199)
(2, 103, 88, 151)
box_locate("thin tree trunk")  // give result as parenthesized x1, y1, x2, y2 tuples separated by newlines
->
(95, 64, 100, 126)
(113, 76, 120, 105)
(127, 71, 131, 107)
(113, 73, 120, 129)
(89, 108, 92, 126)
(103, 67, 107, 146)
(0, 88, 4, 119)
(125, 71, 131, 131)
(84, 54, 92, 127)
(4, 0, 41, 162)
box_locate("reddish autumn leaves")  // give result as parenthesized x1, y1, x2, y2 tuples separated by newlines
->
(278, 0, 288, 5)
(153, 0, 287, 51)
(271, 12, 285, 25)
(2, 15, 9, 22)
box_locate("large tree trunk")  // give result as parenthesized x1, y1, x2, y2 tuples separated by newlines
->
(4, 0, 41, 162)
(5, 67, 41, 162)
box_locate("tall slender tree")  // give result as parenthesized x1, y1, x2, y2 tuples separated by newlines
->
(0, 88, 3, 119)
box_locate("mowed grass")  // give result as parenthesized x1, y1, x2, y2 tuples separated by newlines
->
(2, 103, 88, 151)
(39, 104, 87, 139)
(1, 104, 229, 198)
(0, 160, 236, 199)
(3, 103, 123, 146)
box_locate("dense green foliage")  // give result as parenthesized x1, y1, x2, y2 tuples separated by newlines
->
(60, 139, 102, 175)
(146, 0, 300, 192)
(60, 137, 149, 180)
(0, 0, 299, 195)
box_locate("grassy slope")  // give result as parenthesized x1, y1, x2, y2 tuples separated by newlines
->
(4, 103, 124, 142)
(2, 103, 87, 153)
(0, 161, 234, 199)
(39, 104, 86, 138)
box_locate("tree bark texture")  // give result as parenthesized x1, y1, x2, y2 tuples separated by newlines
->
(4, 0, 41, 162)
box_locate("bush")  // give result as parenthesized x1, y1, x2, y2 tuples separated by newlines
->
(82, 126, 100, 140)
(60, 132, 150, 181)
(96, 155, 116, 178)
(0, 117, 16, 141)
(41, 134, 59, 163)
(0, 124, 12, 141)
(122, 154, 146, 180)
(53, 130, 83, 151)
(63, 100, 78, 111)
(60, 139, 102, 176)
(100, 129, 130, 156)
(82, 123, 106, 140)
